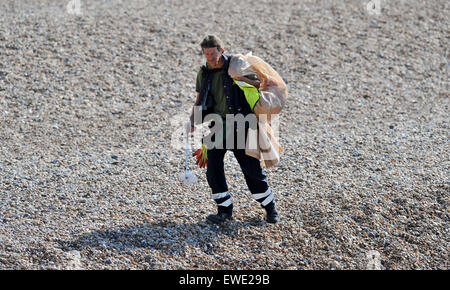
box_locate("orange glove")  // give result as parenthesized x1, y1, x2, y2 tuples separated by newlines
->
(192, 143, 208, 168)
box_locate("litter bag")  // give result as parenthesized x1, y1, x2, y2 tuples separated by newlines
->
(229, 53, 287, 167)
(228, 52, 288, 119)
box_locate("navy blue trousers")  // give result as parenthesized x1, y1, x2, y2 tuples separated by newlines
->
(205, 125, 275, 214)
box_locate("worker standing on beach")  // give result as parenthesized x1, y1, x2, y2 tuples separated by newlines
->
(189, 35, 279, 224)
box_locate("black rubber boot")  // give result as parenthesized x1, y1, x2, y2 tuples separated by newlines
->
(206, 212, 233, 224)
(265, 203, 280, 224)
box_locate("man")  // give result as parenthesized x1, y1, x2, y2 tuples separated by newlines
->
(190, 35, 279, 224)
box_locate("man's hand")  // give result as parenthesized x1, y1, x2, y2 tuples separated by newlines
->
(233, 76, 260, 89)
(232, 76, 247, 82)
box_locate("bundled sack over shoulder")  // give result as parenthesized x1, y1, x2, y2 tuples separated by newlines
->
(228, 52, 288, 119)
(245, 117, 283, 168)
(229, 53, 287, 167)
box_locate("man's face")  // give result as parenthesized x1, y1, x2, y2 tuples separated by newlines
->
(202, 47, 223, 67)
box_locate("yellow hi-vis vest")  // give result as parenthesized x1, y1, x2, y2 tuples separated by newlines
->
(233, 80, 260, 111)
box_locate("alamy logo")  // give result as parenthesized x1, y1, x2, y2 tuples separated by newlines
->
(366, 0, 381, 15)
(366, 250, 382, 270)
(170, 107, 280, 156)
(67, 0, 82, 15)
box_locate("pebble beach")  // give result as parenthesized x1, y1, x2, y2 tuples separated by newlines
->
(0, 0, 448, 269)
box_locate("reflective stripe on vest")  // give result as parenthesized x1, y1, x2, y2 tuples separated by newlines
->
(233, 80, 260, 111)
